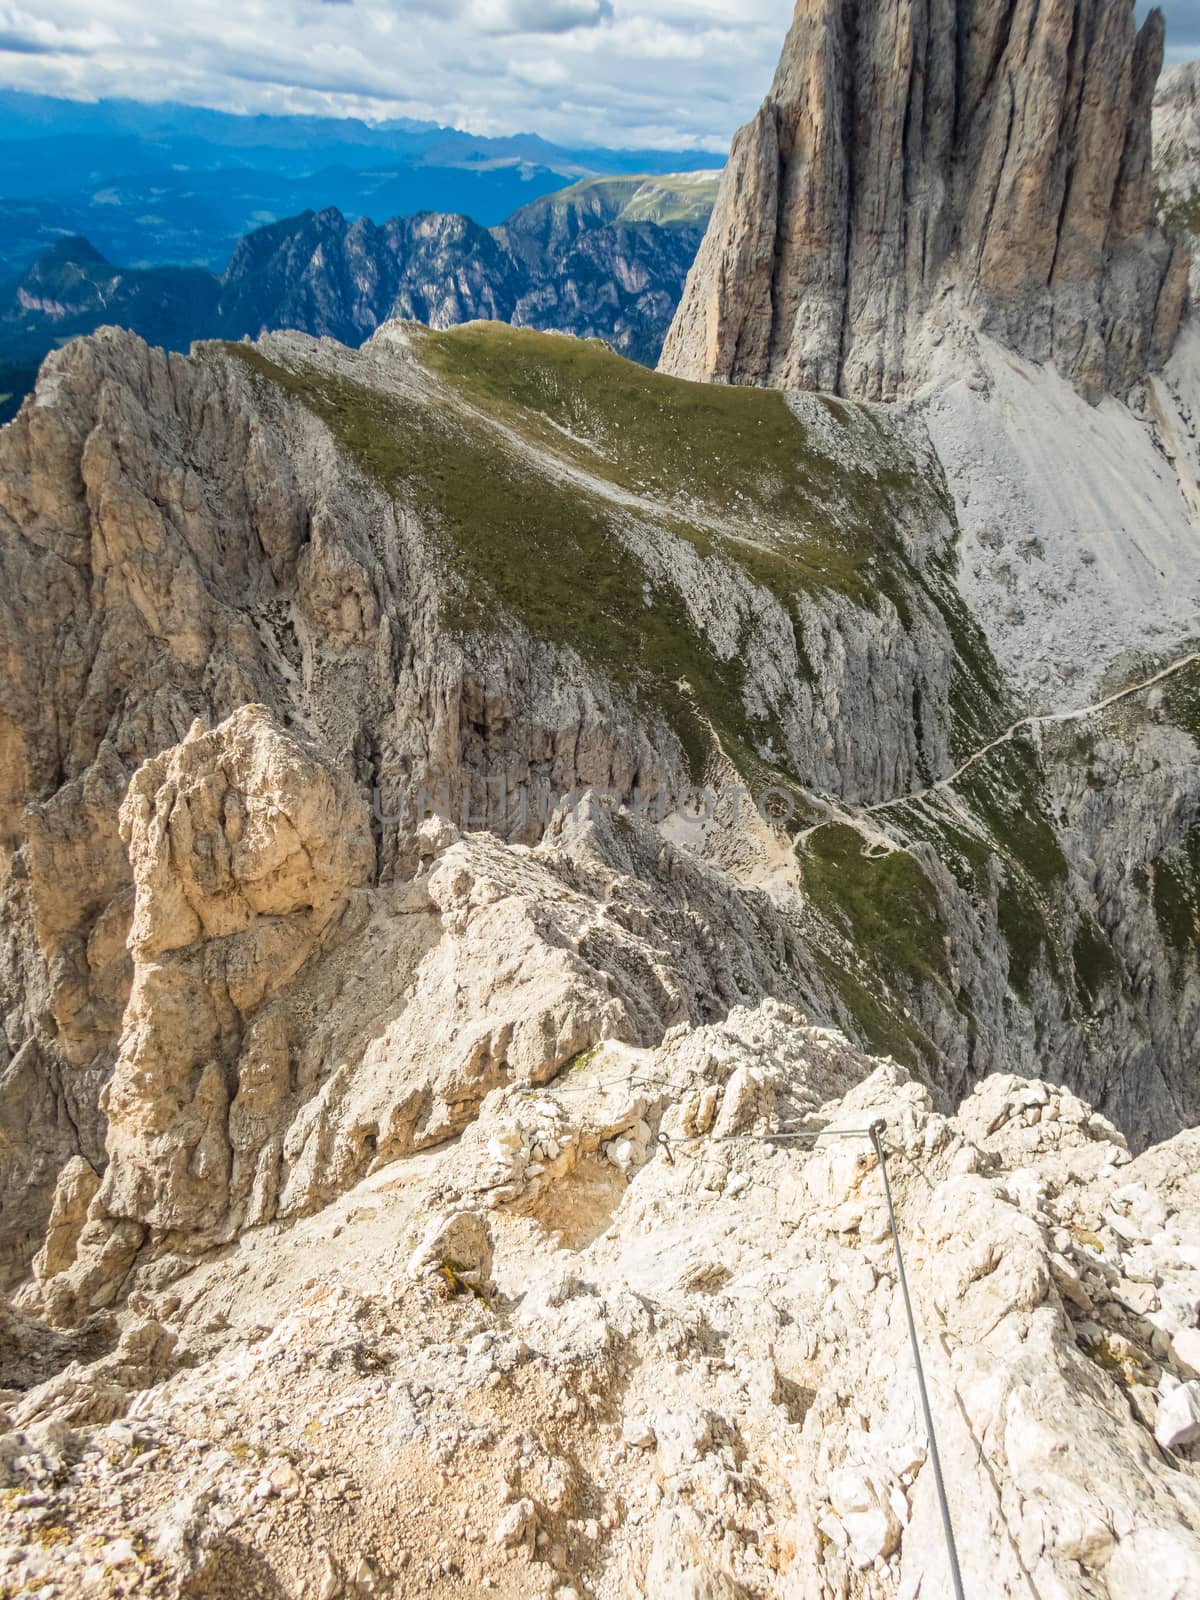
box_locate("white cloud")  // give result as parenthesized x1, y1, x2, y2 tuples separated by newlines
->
(463, 0, 614, 34)
(0, 0, 800, 148)
(5, 1, 1193, 151)
(508, 55, 571, 87)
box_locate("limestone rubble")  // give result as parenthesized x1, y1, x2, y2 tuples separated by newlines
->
(7, 995, 1200, 1597)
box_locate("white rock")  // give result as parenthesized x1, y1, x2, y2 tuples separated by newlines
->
(268, 1461, 301, 1499)
(1171, 1327, 1200, 1380)
(407, 1211, 494, 1291)
(817, 1510, 849, 1551)
(842, 1505, 901, 1568)
(1155, 1381, 1200, 1449)
(493, 1498, 535, 1548)
(1105, 1525, 1200, 1598)
(608, 1139, 636, 1171)
(486, 1136, 520, 1166)
(654, 1410, 715, 1474)
(622, 1416, 656, 1450)
(99, 1539, 137, 1567)
(828, 1467, 875, 1518)
(1107, 1212, 1147, 1246)
(315, 1548, 341, 1600)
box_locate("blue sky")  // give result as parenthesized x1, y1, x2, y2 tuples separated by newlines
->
(1149, 0, 1200, 58)
(0, 0, 1196, 153)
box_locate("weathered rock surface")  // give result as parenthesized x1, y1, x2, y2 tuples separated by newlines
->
(1154, 59, 1200, 298)
(661, 0, 1188, 403)
(27, 720, 831, 1325)
(7, 1007, 1200, 1598)
(4, 318, 1200, 1303)
(95, 708, 374, 1247)
(0, 319, 973, 1280)
(1, 127, 1200, 1599)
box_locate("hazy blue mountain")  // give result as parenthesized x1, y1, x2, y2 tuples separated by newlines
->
(0, 92, 724, 276)
(0, 172, 721, 419)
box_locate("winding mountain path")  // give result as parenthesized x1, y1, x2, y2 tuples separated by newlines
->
(796, 648, 1200, 852)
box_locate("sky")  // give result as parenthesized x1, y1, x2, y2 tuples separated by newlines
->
(0, 0, 1197, 154)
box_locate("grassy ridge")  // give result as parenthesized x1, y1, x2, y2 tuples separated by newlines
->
(227, 326, 992, 788)
(227, 341, 787, 780)
(225, 324, 1063, 1070)
(510, 172, 722, 229)
(414, 322, 937, 604)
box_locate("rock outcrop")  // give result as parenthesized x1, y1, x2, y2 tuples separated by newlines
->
(0, 319, 970, 1279)
(5, 318, 1200, 1305)
(1154, 59, 1200, 298)
(95, 709, 374, 1246)
(8, 1006, 1200, 1598)
(660, 0, 1189, 403)
(220, 179, 716, 367)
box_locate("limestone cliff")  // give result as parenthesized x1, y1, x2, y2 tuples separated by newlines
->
(1155, 59, 1200, 297)
(0, 322, 972, 1284)
(660, 0, 1189, 403)
(4, 319, 1200, 1321)
(2, 317, 1200, 1597)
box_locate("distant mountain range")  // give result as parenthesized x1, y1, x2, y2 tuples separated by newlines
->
(0, 91, 723, 278)
(0, 172, 721, 421)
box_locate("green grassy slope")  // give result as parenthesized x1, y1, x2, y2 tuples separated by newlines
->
(506, 172, 721, 231)
(227, 323, 1138, 1078)
(228, 325, 1004, 793)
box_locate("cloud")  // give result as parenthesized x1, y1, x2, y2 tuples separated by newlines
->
(4, 0, 1197, 158)
(465, 0, 613, 32)
(508, 55, 570, 87)
(0, 2, 826, 151)
(0, 29, 70, 52)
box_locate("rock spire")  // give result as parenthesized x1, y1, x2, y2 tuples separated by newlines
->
(660, 0, 1189, 402)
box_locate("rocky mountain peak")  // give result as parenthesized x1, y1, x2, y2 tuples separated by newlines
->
(7, 282, 1200, 1593)
(660, 0, 1190, 402)
(1154, 57, 1200, 296)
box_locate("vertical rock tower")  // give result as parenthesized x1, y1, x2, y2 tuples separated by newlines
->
(659, 0, 1189, 402)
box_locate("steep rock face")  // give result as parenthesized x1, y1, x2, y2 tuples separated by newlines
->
(5, 319, 1200, 1310)
(660, 0, 1188, 402)
(0, 321, 973, 1281)
(216, 208, 425, 348)
(220, 181, 716, 366)
(492, 176, 719, 364)
(1154, 59, 1200, 297)
(218, 208, 529, 348)
(97, 709, 375, 1244)
(31, 722, 831, 1325)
